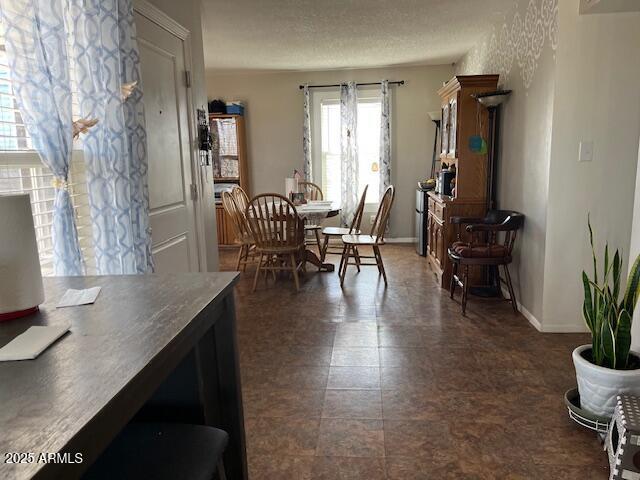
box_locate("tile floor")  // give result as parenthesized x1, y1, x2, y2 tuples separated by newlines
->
(220, 244, 610, 479)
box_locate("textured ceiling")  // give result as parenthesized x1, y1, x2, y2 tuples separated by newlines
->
(202, 0, 514, 72)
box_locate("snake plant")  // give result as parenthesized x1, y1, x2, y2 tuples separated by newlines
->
(582, 216, 640, 369)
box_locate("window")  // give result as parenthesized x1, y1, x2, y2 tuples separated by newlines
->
(0, 153, 94, 276)
(317, 94, 382, 206)
(0, 25, 94, 275)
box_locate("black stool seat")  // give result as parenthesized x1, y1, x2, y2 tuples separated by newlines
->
(83, 423, 228, 480)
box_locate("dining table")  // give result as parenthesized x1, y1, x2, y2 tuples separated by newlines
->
(295, 201, 340, 272)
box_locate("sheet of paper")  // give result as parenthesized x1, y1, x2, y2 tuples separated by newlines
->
(0, 325, 70, 361)
(56, 287, 102, 308)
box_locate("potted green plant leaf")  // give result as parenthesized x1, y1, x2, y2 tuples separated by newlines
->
(573, 218, 640, 417)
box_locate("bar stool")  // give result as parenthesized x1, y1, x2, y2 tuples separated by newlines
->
(83, 423, 228, 480)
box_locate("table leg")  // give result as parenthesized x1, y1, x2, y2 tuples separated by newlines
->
(206, 293, 248, 480)
(305, 248, 335, 272)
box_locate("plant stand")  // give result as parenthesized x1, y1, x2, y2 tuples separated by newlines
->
(565, 388, 611, 442)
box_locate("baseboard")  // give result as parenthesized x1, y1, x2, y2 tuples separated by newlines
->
(385, 237, 417, 243)
(518, 302, 544, 332)
(501, 286, 589, 333)
(539, 322, 589, 333)
(322, 237, 417, 245)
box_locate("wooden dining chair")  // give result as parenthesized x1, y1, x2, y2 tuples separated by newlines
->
(339, 185, 395, 286)
(298, 181, 324, 254)
(320, 185, 368, 262)
(221, 191, 255, 271)
(231, 185, 249, 213)
(298, 181, 324, 200)
(246, 193, 306, 292)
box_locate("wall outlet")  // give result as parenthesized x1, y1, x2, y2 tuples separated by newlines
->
(579, 141, 594, 162)
(370, 214, 376, 225)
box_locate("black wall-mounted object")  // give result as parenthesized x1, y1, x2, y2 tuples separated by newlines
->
(197, 108, 211, 166)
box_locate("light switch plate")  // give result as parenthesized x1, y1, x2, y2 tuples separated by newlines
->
(579, 141, 594, 162)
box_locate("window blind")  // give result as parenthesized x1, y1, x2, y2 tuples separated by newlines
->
(0, 36, 31, 151)
(0, 25, 95, 275)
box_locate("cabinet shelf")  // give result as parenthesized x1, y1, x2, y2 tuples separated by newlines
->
(211, 113, 249, 246)
(214, 177, 240, 183)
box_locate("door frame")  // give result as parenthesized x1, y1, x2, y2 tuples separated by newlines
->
(133, 0, 208, 272)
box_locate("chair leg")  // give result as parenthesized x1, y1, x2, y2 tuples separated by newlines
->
(374, 245, 388, 285)
(244, 245, 255, 272)
(338, 244, 348, 278)
(450, 262, 458, 299)
(354, 246, 361, 273)
(217, 459, 227, 480)
(339, 245, 350, 286)
(320, 234, 330, 262)
(234, 245, 244, 271)
(242, 245, 250, 272)
(290, 252, 300, 291)
(252, 254, 263, 292)
(503, 264, 518, 312)
(461, 265, 469, 315)
(314, 229, 322, 257)
(493, 266, 503, 298)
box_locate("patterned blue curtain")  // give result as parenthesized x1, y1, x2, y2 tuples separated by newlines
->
(70, 0, 153, 274)
(379, 80, 391, 199)
(1, 0, 85, 276)
(302, 84, 312, 182)
(340, 82, 358, 227)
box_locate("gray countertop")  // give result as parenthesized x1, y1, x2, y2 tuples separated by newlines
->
(0, 272, 239, 479)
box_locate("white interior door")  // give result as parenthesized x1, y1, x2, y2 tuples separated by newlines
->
(135, 11, 199, 273)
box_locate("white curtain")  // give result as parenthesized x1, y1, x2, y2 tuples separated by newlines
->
(380, 79, 391, 199)
(2, 0, 153, 276)
(340, 82, 358, 227)
(1, 0, 85, 276)
(302, 84, 312, 182)
(71, 0, 153, 275)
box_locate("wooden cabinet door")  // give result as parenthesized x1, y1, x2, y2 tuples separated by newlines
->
(215, 206, 227, 244)
(427, 212, 436, 259)
(448, 95, 458, 158)
(441, 103, 449, 156)
(434, 220, 445, 268)
(215, 205, 238, 245)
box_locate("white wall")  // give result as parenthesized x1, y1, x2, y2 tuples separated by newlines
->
(456, 0, 558, 323)
(206, 64, 454, 238)
(631, 139, 640, 350)
(457, 0, 640, 332)
(542, 1, 640, 331)
(145, 0, 219, 271)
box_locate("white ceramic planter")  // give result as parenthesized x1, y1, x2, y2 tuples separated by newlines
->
(573, 344, 640, 417)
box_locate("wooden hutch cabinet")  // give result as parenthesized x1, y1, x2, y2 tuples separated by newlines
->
(427, 75, 499, 288)
(210, 113, 249, 246)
